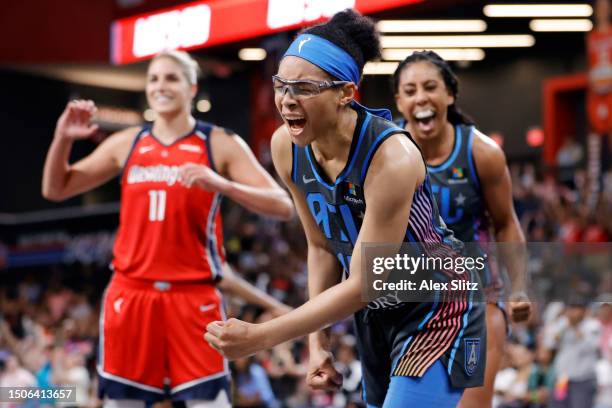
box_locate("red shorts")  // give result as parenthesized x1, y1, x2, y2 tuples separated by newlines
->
(97, 273, 229, 401)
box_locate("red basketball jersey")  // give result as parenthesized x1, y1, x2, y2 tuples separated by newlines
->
(112, 121, 225, 282)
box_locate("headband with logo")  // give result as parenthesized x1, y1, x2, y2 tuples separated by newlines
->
(283, 34, 392, 121)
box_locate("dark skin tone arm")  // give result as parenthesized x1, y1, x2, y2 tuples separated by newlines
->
(271, 125, 345, 390)
(473, 130, 531, 322)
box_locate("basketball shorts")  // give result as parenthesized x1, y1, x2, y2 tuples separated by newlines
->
(97, 273, 230, 402)
(355, 294, 486, 407)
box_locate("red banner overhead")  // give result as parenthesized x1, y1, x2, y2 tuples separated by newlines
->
(111, 0, 423, 64)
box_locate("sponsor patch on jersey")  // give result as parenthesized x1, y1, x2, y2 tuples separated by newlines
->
(451, 166, 464, 179)
(343, 182, 364, 207)
(178, 144, 203, 153)
(347, 182, 357, 195)
(447, 166, 468, 184)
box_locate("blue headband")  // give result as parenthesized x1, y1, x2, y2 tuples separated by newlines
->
(283, 34, 392, 121)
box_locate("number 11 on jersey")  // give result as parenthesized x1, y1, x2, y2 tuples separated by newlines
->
(148, 190, 166, 222)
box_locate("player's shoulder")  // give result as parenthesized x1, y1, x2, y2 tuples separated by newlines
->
(271, 125, 291, 154)
(105, 126, 142, 153)
(471, 127, 507, 180)
(207, 123, 248, 160)
(270, 125, 292, 182)
(472, 127, 506, 163)
(209, 123, 238, 140)
(366, 112, 406, 135)
(367, 115, 420, 156)
(104, 126, 144, 167)
(361, 113, 416, 156)
(367, 131, 425, 187)
(108, 125, 142, 145)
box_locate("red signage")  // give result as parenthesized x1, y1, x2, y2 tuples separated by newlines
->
(111, 0, 423, 64)
(586, 29, 612, 134)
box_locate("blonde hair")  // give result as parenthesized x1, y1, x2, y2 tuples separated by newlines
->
(150, 50, 201, 85)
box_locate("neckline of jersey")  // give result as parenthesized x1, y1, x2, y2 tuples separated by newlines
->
(305, 107, 367, 188)
(426, 125, 462, 173)
(147, 120, 199, 147)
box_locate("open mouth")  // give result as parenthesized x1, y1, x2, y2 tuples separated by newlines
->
(154, 95, 173, 105)
(286, 117, 306, 132)
(413, 109, 436, 133)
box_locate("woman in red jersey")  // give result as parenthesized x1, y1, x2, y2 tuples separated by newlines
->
(42, 51, 293, 408)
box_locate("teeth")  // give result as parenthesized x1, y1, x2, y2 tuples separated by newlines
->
(414, 110, 435, 120)
(156, 95, 172, 103)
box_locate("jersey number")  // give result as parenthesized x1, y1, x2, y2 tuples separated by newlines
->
(148, 190, 166, 222)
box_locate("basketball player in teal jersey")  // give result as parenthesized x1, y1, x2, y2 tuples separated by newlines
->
(393, 51, 532, 408)
(206, 11, 488, 407)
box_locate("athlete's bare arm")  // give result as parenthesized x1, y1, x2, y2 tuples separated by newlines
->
(473, 130, 531, 322)
(42, 100, 138, 201)
(205, 134, 424, 360)
(217, 264, 291, 317)
(179, 126, 294, 220)
(272, 125, 344, 390)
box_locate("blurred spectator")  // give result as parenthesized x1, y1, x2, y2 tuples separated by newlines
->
(52, 347, 91, 407)
(599, 299, 612, 360)
(232, 356, 280, 408)
(0, 353, 36, 387)
(494, 343, 534, 408)
(331, 335, 362, 408)
(526, 346, 555, 408)
(548, 300, 601, 408)
(0, 353, 37, 408)
(556, 136, 585, 188)
(255, 340, 306, 407)
(596, 337, 612, 408)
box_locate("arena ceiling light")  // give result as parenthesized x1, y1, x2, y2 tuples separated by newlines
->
(483, 4, 593, 17)
(238, 48, 267, 61)
(382, 48, 486, 61)
(377, 20, 487, 33)
(529, 18, 593, 31)
(143, 109, 157, 121)
(196, 99, 212, 113)
(363, 62, 400, 75)
(380, 35, 535, 48)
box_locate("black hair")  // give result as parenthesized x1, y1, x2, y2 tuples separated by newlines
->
(301, 9, 380, 76)
(393, 50, 474, 126)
